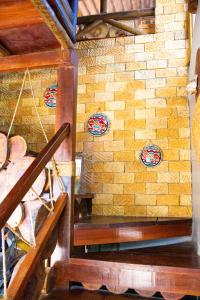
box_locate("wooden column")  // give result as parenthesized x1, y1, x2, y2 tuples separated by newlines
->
(55, 49, 78, 268)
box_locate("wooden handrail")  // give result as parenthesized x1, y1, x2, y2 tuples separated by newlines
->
(0, 123, 70, 230)
(7, 192, 67, 300)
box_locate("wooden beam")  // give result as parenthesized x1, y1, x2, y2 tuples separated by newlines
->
(106, 19, 146, 35)
(68, 0, 79, 29)
(0, 124, 69, 230)
(188, 0, 198, 13)
(77, 8, 155, 24)
(54, 50, 78, 288)
(0, 49, 77, 72)
(77, 20, 103, 39)
(6, 193, 67, 300)
(31, 0, 75, 49)
(101, 0, 108, 13)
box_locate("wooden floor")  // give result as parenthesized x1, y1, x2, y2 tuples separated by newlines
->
(74, 216, 192, 245)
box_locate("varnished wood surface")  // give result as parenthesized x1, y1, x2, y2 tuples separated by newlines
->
(74, 217, 192, 246)
(0, 123, 69, 230)
(41, 288, 150, 299)
(54, 242, 200, 298)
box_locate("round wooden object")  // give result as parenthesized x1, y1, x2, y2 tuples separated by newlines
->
(8, 135, 27, 162)
(135, 289, 156, 297)
(7, 156, 46, 201)
(0, 132, 7, 169)
(7, 203, 24, 228)
(9, 256, 46, 300)
(161, 292, 185, 300)
(18, 199, 50, 245)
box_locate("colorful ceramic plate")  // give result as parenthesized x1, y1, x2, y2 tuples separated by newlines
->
(87, 113, 110, 136)
(140, 145, 162, 167)
(44, 84, 58, 108)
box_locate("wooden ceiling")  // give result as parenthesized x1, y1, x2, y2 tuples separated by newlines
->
(78, 0, 155, 16)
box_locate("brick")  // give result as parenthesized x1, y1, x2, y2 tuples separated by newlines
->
(156, 87, 177, 97)
(180, 172, 191, 183)
(114, 72, 134, 81)
(180, 195, 192, 206)
(157, 195, 179, 206)
(106, 63, 125, 73)
(95, 73, 114, 82)
(147, 60, 167, 69)
(86, 103, 105, 113)
(135, 172, 157, 182)
(165, 40, 186, 49)
(180, 149, 191, 160)
(106, 82, 126, 92)
(84, 141, 104, 152)
(124, 140, 147, 150)
(94, 194, 113, 205)
(103, 183, 123, 194)
(135, 70, 155, 80)
(114, 130, 133, 140)
(93, 173, 113, 184)
(126, 81, 146, 89)
(114, 151, 135, 162)
(135, 129, 156, 140)
(126, 100, 146, 109)
(167, 77, 187, 87)
(92, 205, 103, 215)
(92, 152, 113, 161)
(95, 92, 114, 102)
(103, 205, 124, 216)
(146, 118, 167, 129)
(145, 42, 164, 52)
(157, 128, 179, 139)
(169, 183, 191, 194)
(125, 119, 146, 130)
(87, 65, 106, 74)
(135, 52, 154, 61)
(156, 108, 177, 117)
(77, 104, 85, 114)
(124, 183, 145, 194)
(168, 206, 192, 217)
(169, 139, 190, 149)
(167, 97, 188, 106)
(135, 108, 155, 119)
(162, 149, 179, 160)
(157, 172, 179, 183)
(135, 35, 155, 43)
(96, 55, 114, 65)
(114, 173, 135, 183)
(115, 111, 134, 120)
(156, 68, 177, 78)
(113, 194, 135, 205)
(146, 78, 166, 88)
(78, 84, 86, 94)
(104, 141, 124, 151)
(126, 62, 146, 71)
(104, 162, 125, 173)
(91, 162, 104, 173)
(105, 101, 125, 111)
(146, 183, 168, 194)
(111, 120, 124, 130)
(146, 98, 166, 108)
(125, 44, 144, 53)
(135, 195, 156, 205)
(124, 206, 147, 216)
(169, 161, 191, 171)
(147, 206, 168, 217)
(135, 89, 155, 99)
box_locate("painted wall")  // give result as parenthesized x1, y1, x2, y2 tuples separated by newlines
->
(0, 0, 192, 217)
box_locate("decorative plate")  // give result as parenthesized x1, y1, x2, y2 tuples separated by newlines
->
(140, 145, 162, 167)
(87, 113, 110, 136)
(44, 84, 58, 108)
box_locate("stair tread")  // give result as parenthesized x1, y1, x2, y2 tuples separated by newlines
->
(72, 242, 200, 269)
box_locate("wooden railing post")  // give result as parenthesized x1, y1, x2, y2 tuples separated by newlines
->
(54, 49, 78, 271)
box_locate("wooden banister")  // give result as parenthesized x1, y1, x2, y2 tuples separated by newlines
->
(0, 123, 70, 230)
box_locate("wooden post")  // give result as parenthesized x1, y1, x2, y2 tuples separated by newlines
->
(54, 49, 78, 271)
(101, 0, 108, 13)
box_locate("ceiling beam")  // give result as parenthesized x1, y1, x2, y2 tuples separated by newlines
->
(106, 19, 146, 35)
(77, 8, 155, 25)
(0, 49, 76, 72)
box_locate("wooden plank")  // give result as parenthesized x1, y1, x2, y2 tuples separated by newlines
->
(6, 192, 67, 300)
(74, 219, 192, 246)
(0, 123, 70, 230)
(0, 49, 76, 72)
(77, 8, 155, 24)
(0, 0, 43, 30)
(0, 44, 10, 56)
(31, 0, 75, 49)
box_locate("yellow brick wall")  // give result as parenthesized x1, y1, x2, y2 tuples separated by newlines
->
(76, 0, 192, 217)
(0, 0, 192, 217)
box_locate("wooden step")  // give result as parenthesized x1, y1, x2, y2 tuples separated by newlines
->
(53, 242, 200, 299)
(74, 217, 192, 246)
